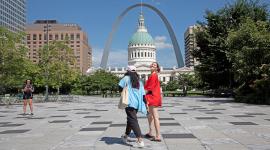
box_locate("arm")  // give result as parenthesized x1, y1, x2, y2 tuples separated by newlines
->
(144, 73, 158, 92)
(118, 76, 127, 93)
(118, 85, 123, 93)
(31, 86, 34, 93)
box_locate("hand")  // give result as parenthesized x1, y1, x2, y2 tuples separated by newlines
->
(146, 104, 149, 112)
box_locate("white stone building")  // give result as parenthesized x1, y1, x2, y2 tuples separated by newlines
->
(106, 13, 194, 83)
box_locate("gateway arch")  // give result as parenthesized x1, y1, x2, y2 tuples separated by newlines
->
(100, 3, 184, 68)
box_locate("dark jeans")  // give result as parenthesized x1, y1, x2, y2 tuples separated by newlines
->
(125, 107, 142, 138)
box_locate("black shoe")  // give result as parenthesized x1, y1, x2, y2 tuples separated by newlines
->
(30, 113, 34, 115)
(151, 137, 162, 142)
(145, 133, 154, 139)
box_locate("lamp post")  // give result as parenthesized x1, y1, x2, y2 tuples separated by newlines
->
(43, 21, 51, 101)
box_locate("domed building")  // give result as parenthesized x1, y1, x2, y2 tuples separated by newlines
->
(128, 13, 156, 66)
(107, 13, 193, 83)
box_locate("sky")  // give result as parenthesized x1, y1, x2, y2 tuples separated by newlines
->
(27, 0, 269, 68)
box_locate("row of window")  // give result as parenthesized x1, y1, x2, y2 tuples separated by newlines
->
(27, 33, 81, 41)
(0, 9, 26, 25)
(0, 22, 24, 32)
(0, 13, 25, 28)
(27, 41, 80, 46)
(0, 2, 26, 22)
(130, 51, 155, 59)
(129, 43, 153, 47)
(1, 0, 26, 11)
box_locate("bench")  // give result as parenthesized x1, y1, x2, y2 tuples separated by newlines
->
(163, 91, 185, 97)
(0, 94, 22, 105)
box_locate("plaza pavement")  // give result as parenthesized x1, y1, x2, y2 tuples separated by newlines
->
(0, 96, 270, 150)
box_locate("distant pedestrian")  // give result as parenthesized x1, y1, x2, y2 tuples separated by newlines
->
(22, 79, 34, 115)
(144, 62, 162, 142)
(119, 65, 147, 148)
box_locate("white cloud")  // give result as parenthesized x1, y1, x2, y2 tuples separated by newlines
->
(92, 47, 128, 67)
(154, 35, 173, 49)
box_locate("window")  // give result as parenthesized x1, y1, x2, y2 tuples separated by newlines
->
(76, 33, 80, 40)
(141, 52, 143, 57)
(145, 52, 147, 57)
(71, 34, 74, 40)
(39, 34, 42, 40)
(49, 34, 53, 40)
(33, 34, 37, 40)
(61, 34, 64, 40)
(138, 52, 140, 57)
(27, 34, 30, 40)
(55, 34, 59, 40)
(163, 77, 166, 82)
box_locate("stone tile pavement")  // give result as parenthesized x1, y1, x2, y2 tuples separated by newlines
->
(0, 96, 270, 150)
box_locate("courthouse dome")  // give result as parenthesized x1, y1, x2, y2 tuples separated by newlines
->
(128, 13, 154, 46)
(129, 32, 154, 45)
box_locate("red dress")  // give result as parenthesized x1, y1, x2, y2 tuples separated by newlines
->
(144, 72, 162, 107)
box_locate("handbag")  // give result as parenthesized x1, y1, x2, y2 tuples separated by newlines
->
(118, 82, 128, 109)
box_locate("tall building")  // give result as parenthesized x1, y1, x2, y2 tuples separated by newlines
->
(184, 25, 200, 68)
(26, 20, 92, 74)
(0, 0, 26, 32)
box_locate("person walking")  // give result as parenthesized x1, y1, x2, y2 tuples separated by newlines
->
(144, 62, 162, 142)
(22, 79, 34, 115)
(119, 65, 147, 148)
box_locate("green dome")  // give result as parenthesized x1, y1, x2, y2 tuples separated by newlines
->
(129, 32, 154, 45)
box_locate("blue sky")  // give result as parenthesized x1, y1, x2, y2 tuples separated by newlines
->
(27, 0, 269, 68)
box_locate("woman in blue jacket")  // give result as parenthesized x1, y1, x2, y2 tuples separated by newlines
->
(118, 65, 147, 148)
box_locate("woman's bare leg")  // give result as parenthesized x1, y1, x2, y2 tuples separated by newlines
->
(151, 106, 161, 139)
(147, 108, 154, 136)
(23, 100, 27, 114)
(29, 99, 33, 113)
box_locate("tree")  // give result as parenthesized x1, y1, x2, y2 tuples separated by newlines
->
(74, 70, 120, 96)
(38, 40, 78, 94)
(193, 0, 269, 90)
(227, 18, 270, 103)
(165, 80, 179, 91)
(0, 27, 37, 94)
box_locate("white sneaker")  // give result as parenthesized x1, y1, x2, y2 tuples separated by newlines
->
(133, 140, 144, 148)
(121, 134, 128, 144)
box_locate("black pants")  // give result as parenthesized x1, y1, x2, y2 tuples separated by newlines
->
(125, 107, 142, 138)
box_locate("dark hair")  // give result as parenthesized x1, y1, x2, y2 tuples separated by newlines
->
(25, 79, 32, 84)
(124, 71, 140, 89)
(153, 62, 160, 73)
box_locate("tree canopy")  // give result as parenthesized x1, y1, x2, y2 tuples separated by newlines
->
(193, 0, 270, 103)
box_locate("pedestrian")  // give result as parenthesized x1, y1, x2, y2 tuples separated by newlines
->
(119, 65, 147, 148)
(22, 79, 34, 115)
(144, 62, 162, 142)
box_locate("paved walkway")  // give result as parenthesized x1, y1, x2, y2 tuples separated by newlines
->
(0, 96, 270, 150)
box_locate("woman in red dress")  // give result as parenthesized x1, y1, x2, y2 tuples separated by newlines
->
(144, 62, 162, 142)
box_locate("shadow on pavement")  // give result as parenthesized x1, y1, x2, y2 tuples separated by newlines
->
(100, 136, 131, 146)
